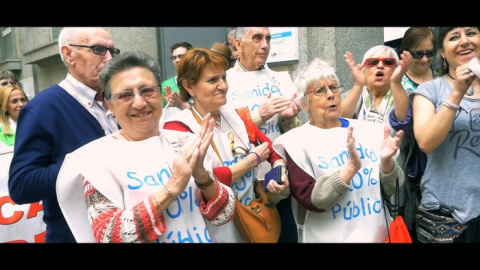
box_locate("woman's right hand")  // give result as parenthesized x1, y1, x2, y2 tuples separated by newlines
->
(251, 142, 270, 164)
(339, 126, 361, 184)
(168, 135, 203, 197)
(453, 63, 477, 96)
(344, 51, 365, 87)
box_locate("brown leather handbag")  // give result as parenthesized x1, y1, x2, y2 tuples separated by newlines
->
(233, 180, 281, 243)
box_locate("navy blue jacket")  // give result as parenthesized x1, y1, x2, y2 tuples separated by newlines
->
(8, 84, 105, 243)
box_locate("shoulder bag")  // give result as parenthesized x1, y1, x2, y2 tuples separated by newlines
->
(191, 108, 281, 243)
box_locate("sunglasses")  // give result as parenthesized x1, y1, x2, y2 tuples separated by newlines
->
(69, 44, 120, 57)
(409, 50, 436, 59)
(364, 57, 397, 67)
(169, 54, 185, 60)
(0, 80, 16, 87)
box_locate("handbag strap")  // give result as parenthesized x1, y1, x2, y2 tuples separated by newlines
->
(382, 176, 400, 243)
(190, 108, 224, 164)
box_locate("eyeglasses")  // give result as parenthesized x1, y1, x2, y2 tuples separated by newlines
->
(229, 132, 249, 157)
(110, 86, 160, 103)
(69, 44, 120, 57)
(169, 54, 185, 60)
(364, 58, 397, 67)
(1, 80, 16, 87)
(10, 97, 28, 105)
(409, 50, 436, 59)
(305, 84, 343, 97)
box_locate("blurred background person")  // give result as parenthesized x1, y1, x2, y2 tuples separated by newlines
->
(57, 50, 235, 243)
(273, 58, 404, 242)
(0, 85, 29, 146)
(412, 27, 480, 243)
(161, 41, 193, 109)
(8, 27, 120, 243)
(0, 70, 32, 100)
(224, 27, 240, 67)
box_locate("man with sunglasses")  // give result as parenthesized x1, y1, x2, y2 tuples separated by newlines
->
(8, 27, 120, 243)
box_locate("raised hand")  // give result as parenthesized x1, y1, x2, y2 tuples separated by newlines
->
(339, 126, 362, 184)
(391, 51, 413, 84)
(380, 125, 404, 164)
(344, 51, 365, 87)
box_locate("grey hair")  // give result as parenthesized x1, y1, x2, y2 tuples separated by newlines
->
(234, 27, 270, 41)
(58, 27, 74, 66)
(360, 45, 400, 69)
(57, 27, 110, 66)
(294, 58, 340, 105)
(99, 51, 162, 100)
(234, 27, 249, 40)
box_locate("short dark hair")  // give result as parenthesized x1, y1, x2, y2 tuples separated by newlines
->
(170, 41, 193, 53)
(100, 51, 162, 100)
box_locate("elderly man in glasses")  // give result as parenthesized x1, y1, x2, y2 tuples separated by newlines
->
(225, 27, 302, 243)
(8, 27, 120, 243)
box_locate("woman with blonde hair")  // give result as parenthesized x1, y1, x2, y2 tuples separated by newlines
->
(0, 84, 29, 146)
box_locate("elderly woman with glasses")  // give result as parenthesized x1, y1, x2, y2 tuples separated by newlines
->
(56, 51, 236, 243)
(0, 84, 29, 146)
(272, 58, 405, 242)
(162, 47, 289, 243)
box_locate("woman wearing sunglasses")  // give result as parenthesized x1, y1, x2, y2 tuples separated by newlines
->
(388, 27, 438, 242)
(341, 45, 413, 125)
(411, 27, 480, 243)
(162, 47, 289, 243)
(272, 58, 404, 242)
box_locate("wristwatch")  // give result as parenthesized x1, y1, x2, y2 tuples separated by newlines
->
(195, 171, 216, 190)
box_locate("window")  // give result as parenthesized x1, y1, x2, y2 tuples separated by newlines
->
(1, 27, 14, 60)
(51, 27, 62, 41)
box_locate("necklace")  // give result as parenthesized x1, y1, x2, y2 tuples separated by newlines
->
(191, 106, 222, 128)
(218, 111, 249, 150)
(447, 73, 474, 96)
(212, 115, 221, 128)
